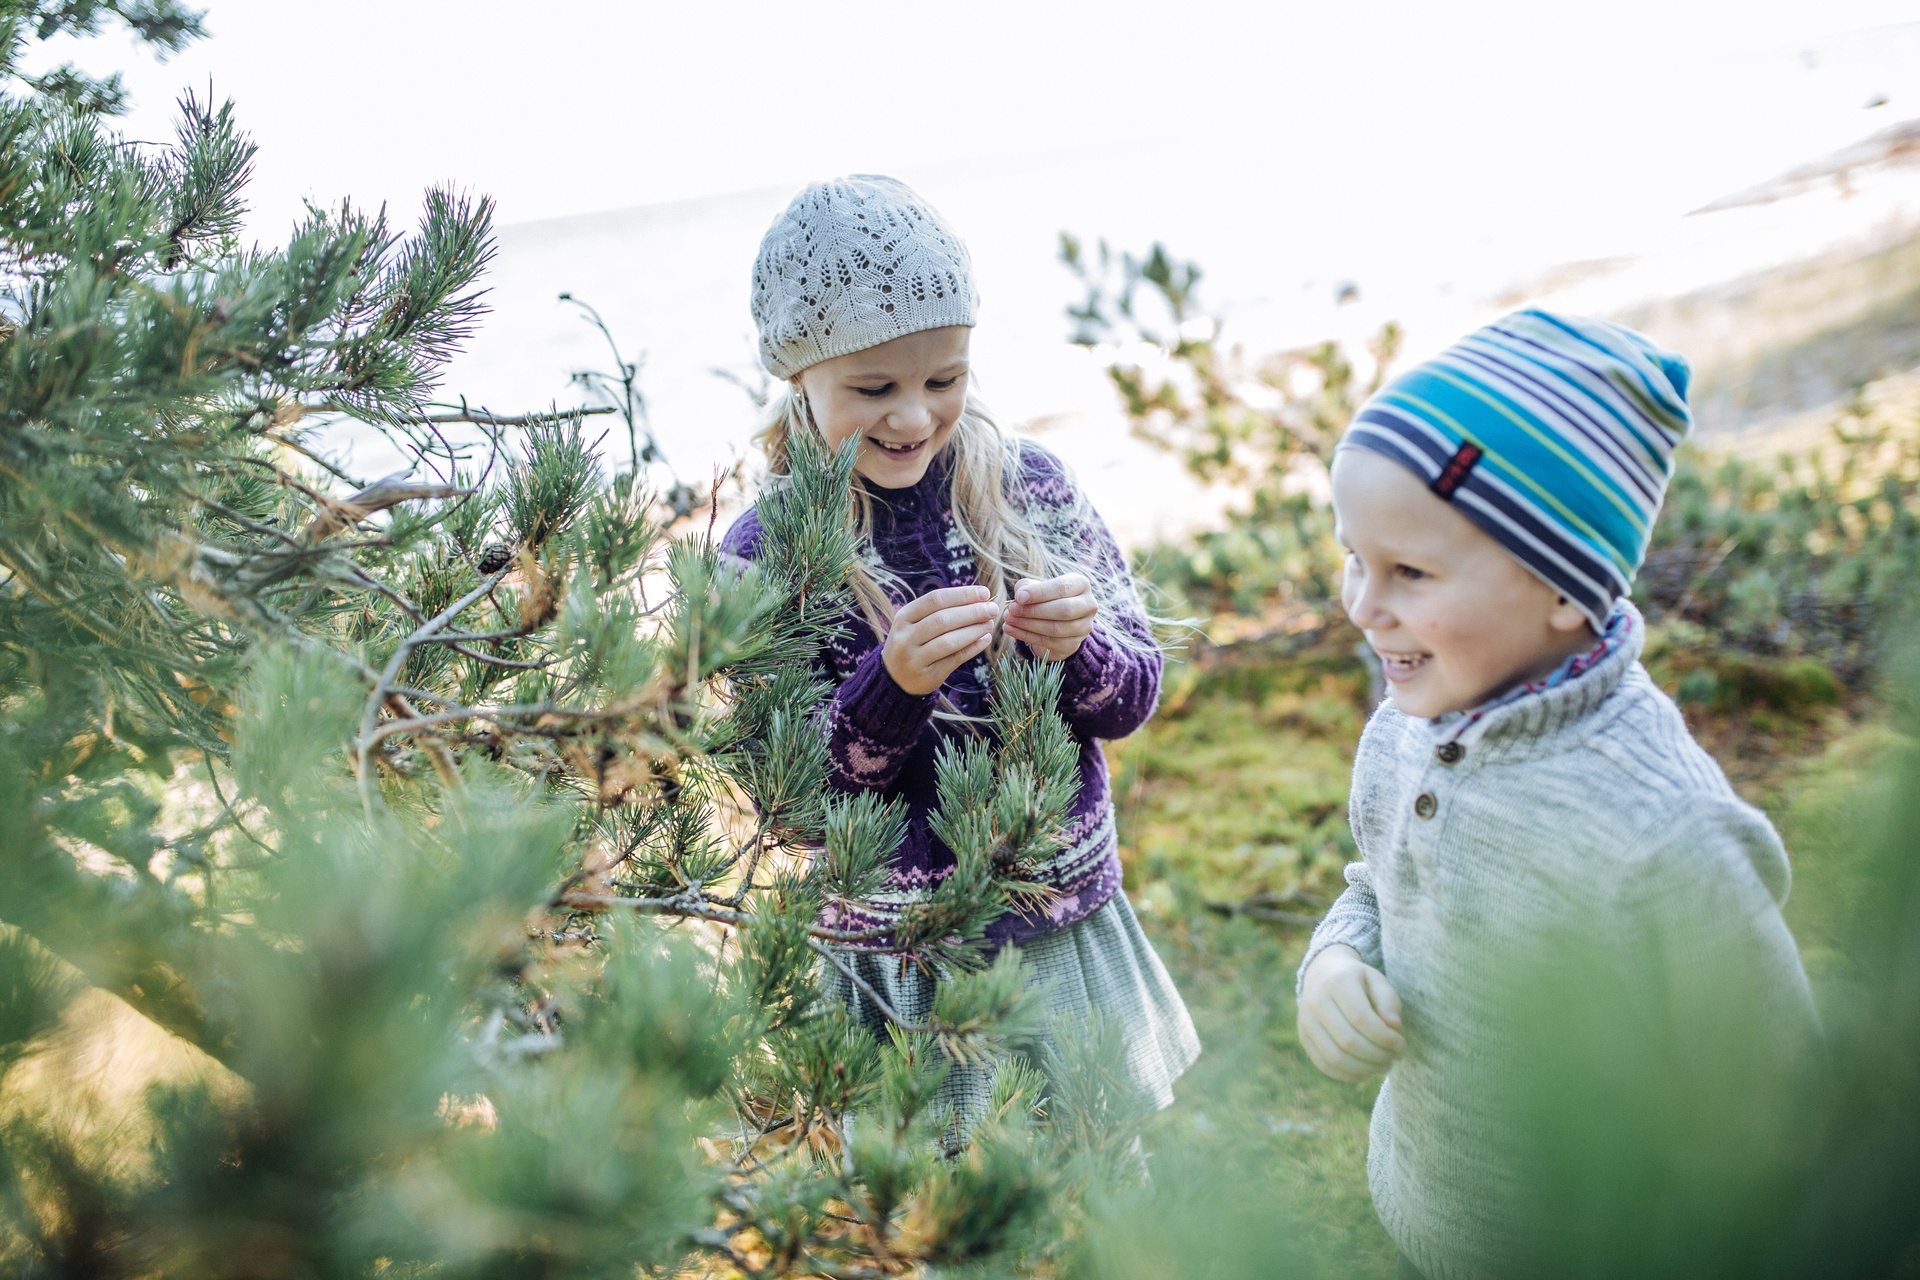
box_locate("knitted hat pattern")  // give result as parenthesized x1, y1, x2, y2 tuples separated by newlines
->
(1340, 309, 1692, 629)
(751, 175, 978, 379)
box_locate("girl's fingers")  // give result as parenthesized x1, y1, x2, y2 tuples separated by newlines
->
(1006, 593, 1098, 622)
(1001, 615, 1091, 639)
(902, 601, 1001, 644)
(1013, 573, 1092, 605)
(917, 621, 997, 664)
(1003, 625, 1081, 659)
(895, 585, 990, 626)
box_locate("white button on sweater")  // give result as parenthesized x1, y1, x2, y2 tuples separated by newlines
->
(1300, 604, 1819, 1279)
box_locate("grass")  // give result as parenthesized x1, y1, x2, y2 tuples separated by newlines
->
(1113, 622, 1901, 1276)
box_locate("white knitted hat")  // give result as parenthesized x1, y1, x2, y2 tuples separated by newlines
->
(751, 175, 978, 379)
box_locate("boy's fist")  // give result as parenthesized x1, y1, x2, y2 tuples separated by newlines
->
(1298, 943, 1406, 1083)
(1003, 573, 1097, 661)
(883, 585, 1001, 696)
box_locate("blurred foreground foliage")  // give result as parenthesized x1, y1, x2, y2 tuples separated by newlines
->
(0, 12, 1139, 1277)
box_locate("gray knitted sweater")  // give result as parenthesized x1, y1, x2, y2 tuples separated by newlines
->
(1300, 607, 1817, 1279)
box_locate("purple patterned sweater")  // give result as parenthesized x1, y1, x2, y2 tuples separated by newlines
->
(719, 443, 1161, 952)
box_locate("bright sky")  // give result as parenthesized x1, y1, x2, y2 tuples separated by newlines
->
(43, 0, 1920, 239)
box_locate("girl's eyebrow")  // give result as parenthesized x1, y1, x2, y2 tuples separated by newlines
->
(845, 361, 968, 382)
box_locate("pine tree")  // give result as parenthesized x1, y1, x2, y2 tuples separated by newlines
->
(0, 9, 1134, 1275)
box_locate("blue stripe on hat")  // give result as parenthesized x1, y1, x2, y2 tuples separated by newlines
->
(1446, 344, 1662, 505)
(1485, 320, 1678, 463)
(1341, 308, 1691, 628)
(1372, 381, 1643, 579)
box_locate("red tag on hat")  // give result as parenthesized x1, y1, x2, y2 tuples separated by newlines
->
(1430, 442, 1483, 498)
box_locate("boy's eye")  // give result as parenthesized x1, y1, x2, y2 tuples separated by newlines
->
(1394, 564, 1429, 581)
(853, 383, 894, 399)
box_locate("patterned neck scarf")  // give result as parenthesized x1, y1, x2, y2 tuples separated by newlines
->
(1426, 603, 1636, 745)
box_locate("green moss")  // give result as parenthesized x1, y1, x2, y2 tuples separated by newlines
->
(1112, 640, 1367, 908)
(1653, 642, 1844, 715)
(1121, 635, 1394, 1275)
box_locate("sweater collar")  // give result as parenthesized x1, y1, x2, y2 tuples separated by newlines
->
(862, 449, 953, 529)
(1424, 600, 1643, 752)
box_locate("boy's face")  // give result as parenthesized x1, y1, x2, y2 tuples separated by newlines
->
(796, 326, 971, 489)
(1331, 448, 1596, 719)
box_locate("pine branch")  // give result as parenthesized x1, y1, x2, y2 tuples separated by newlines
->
(311, 402, 620, 428)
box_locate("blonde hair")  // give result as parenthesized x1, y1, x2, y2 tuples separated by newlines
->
(752, 384, 1155, 660)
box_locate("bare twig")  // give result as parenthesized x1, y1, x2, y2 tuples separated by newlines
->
(201, 754, 277, 857)
(1203, 887, 1326, 927)
(259, 429, 370, 488)
(301, 471, 469, 543)
(353, 568, 509, 810)
(559, 293, 654, 476)
(806, 938, 932, 1034)
(1672, 535, 1743, 621)
(449, 642, 557, 671)
(555, 891, 897, 946)
(314, 403, 620, 428)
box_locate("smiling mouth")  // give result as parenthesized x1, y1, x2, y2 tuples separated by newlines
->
(869, 437, 929, 458)
(1375, 650, 1431, 682)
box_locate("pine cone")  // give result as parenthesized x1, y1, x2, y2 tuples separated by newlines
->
(477, 543, 513, 575)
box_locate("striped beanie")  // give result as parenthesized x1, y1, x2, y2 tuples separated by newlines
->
(1340, 309, 1692, 628)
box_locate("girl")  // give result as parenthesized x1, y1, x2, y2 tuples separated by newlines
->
(720, 175, 1198, 1131)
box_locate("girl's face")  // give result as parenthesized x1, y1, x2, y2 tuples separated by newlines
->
(1331, 447, 1595, 719)
(795, 326, 971, 489)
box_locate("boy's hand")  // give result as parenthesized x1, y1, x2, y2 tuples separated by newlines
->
(1298, 944, 1406, 1083)
(884, 585, 1001, 696)
(1003, 573, 1097, 661)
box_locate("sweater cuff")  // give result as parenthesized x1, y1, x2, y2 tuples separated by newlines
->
(1296, 913, 1384, 996)
(1058, 621, 1139, 714)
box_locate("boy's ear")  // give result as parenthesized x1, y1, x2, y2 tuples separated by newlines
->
(1547, 596, 1591, 635)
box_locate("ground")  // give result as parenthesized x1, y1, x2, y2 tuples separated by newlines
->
(1111, 620, 1893, 1276)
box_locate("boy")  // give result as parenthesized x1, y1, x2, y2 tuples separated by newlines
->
(1296, 310, 1818, 1278)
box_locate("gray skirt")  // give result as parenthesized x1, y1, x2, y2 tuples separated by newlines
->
(824, 891, 1200, 1132)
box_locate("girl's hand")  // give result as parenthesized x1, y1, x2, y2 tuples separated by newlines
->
(883, 585, 1002, 697)
(1298, 944, 1406, 1083)
(1003, 573, 1097, 661)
